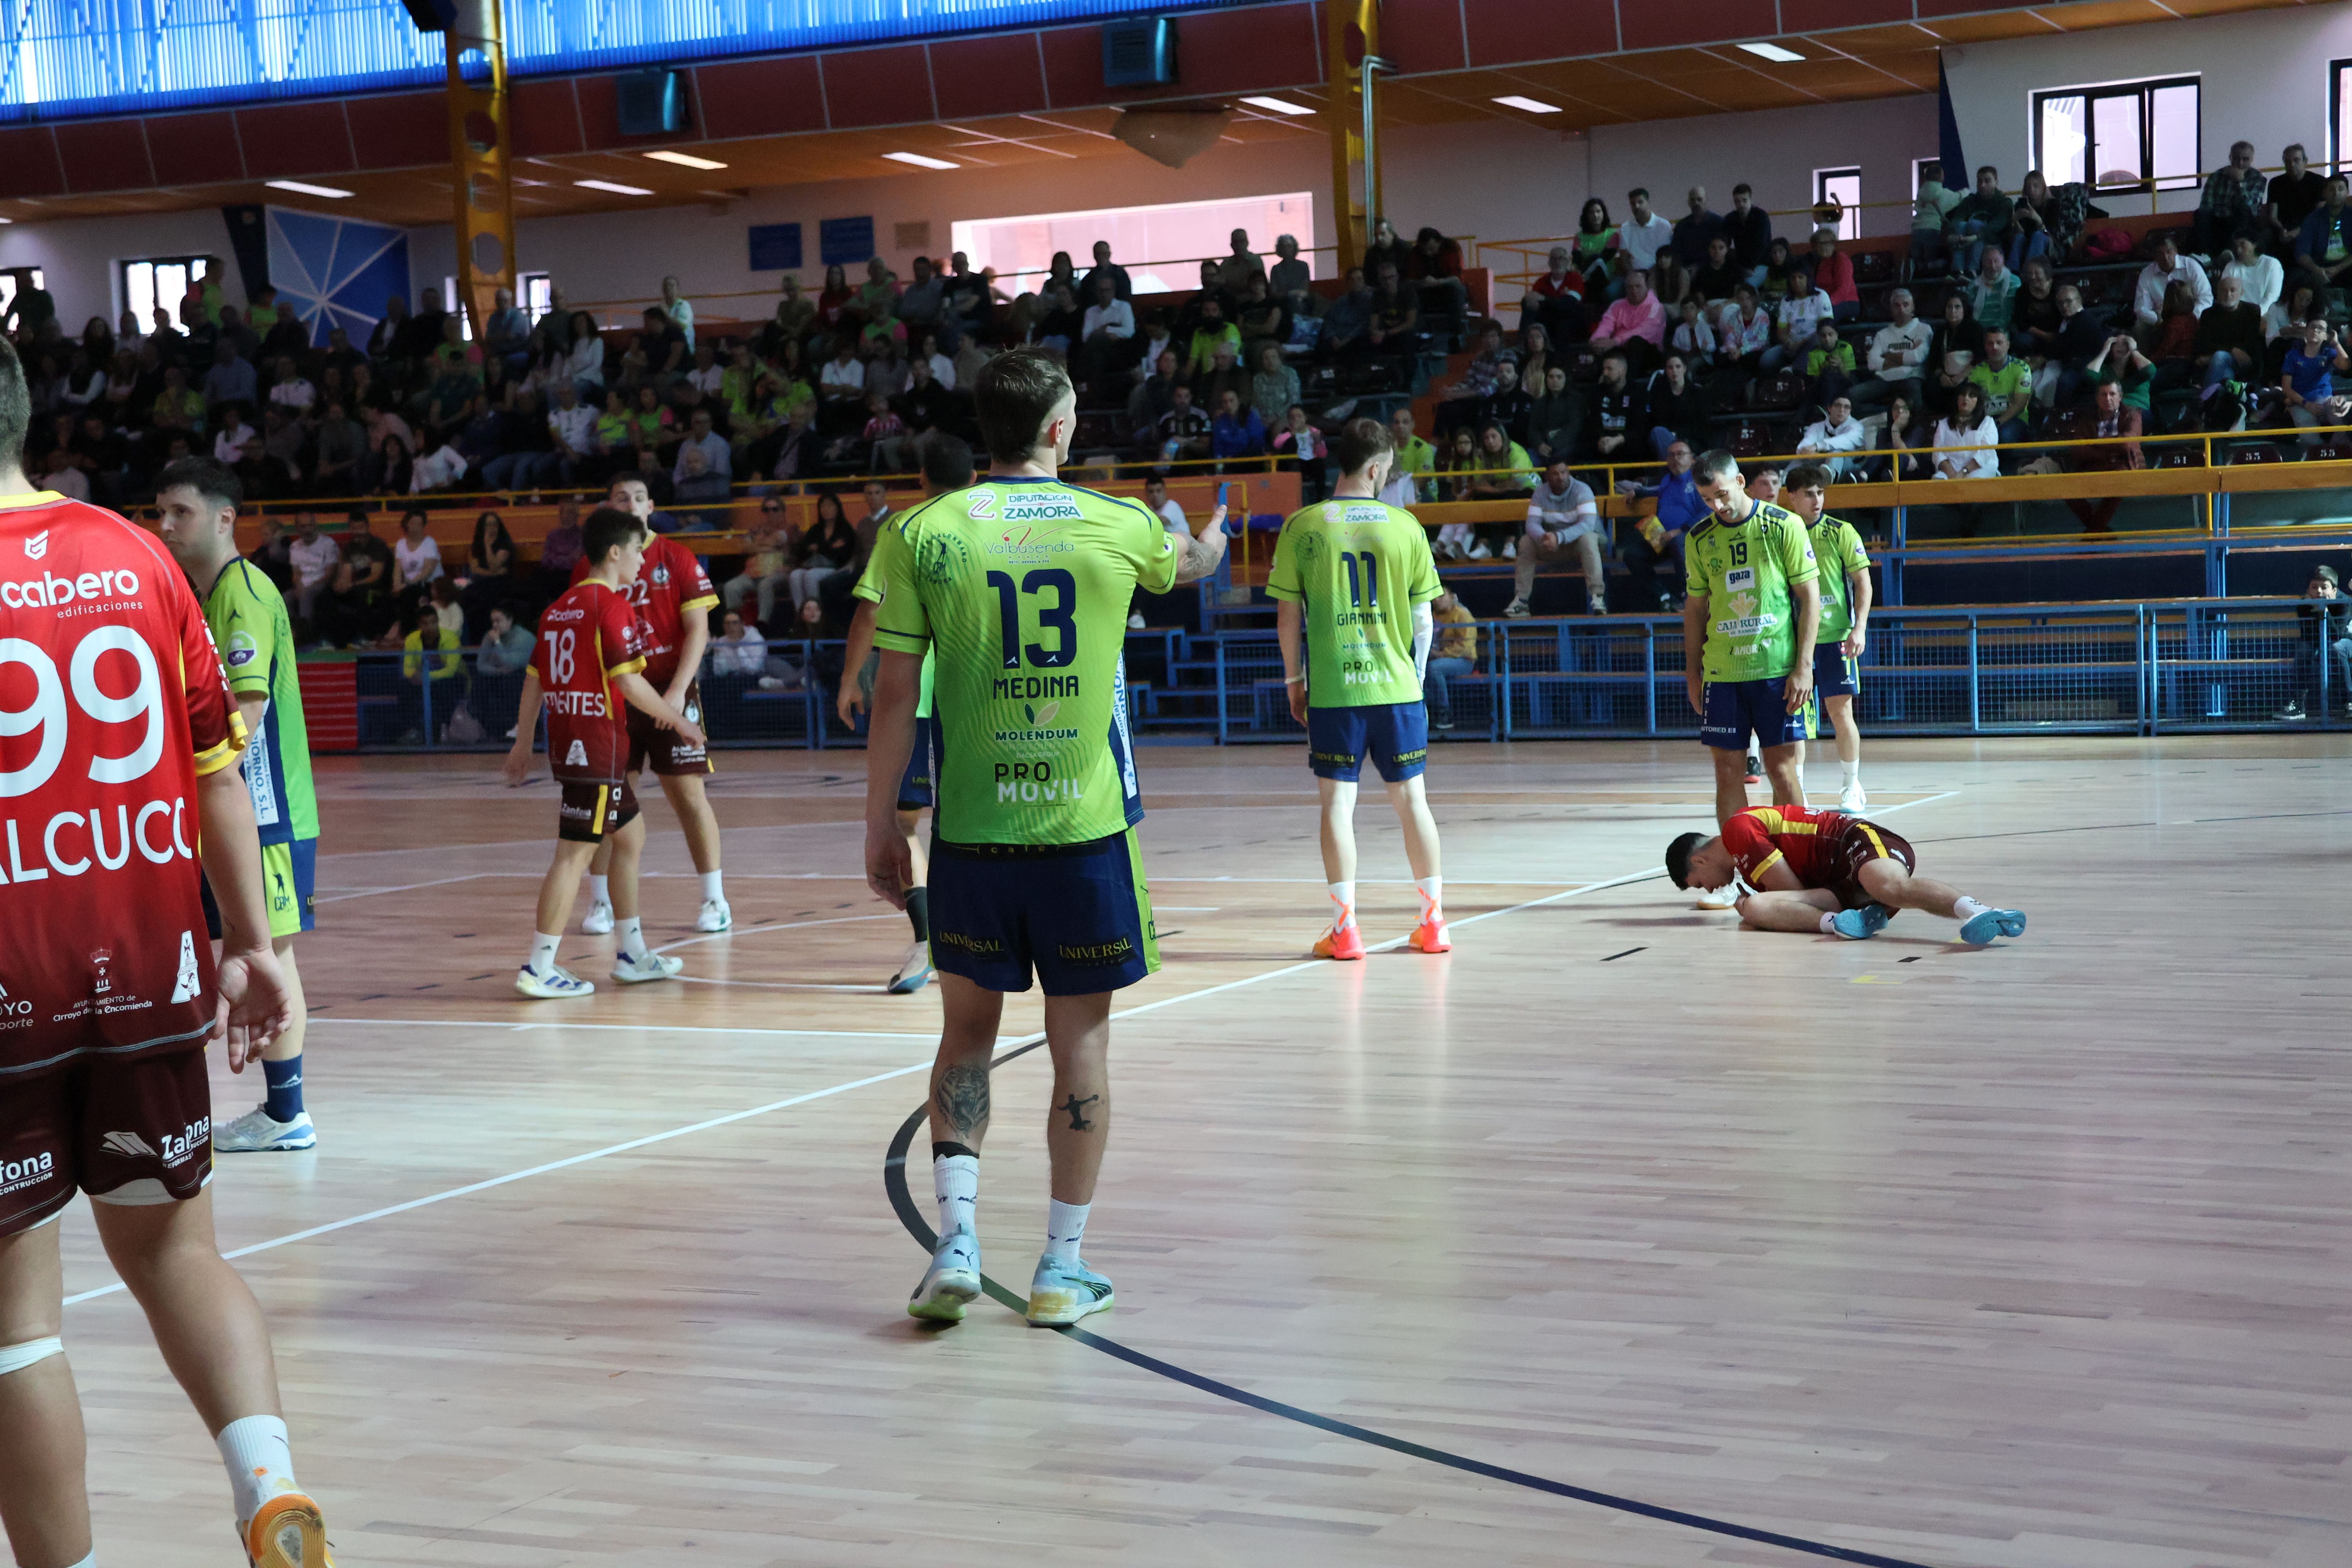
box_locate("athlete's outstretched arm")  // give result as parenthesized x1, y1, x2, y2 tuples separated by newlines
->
(196, 764, 293, 1070)
(501, 670, 544, 787)
(1172, 503, 1231, 584)
(863, 650, 922, 907)
(614, 670, 706, 746)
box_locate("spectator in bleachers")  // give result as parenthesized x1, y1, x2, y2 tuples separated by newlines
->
(786, 490, 856, 611)
(1468, 421, 1538, 525)
(2005, 170, 2060, 272)
(1715, 283, 1773, 374)
(2148, 281, 2203, 387)
(2085, 331, 2156, 422)
(1075, 272, 1137, 396)
(559, 311, 605, 398)
(1910, 160, 1962, 278)
(1854, 287, 1931, 412)
(1808, 228, 1859, 322)
(1184, 298, 1243, 380)
(202, 337, 256, 408)
(1518, 323, 1555, 391)
(1274, 405, 1326, 500)
(1800, 320, 1856, 410)
(1752, 237, 1797, 307)
(1321, 266, 1374, 363)
(1156, 385, 1212, 467)
(819, 336, 866, 407)
(256, 405, 306, 494)
(2063, 378, 2144, 535)
(2051, 282, 2112, 401)
(1587, 351, 1641, 464)
(1506, 459, 1605, 618)
(1797, 394, 1868, 478)
(1573, 200, 1620, 285)
(1692, 235, 1743, 306)
(2284, 565, 2351, 720)
(2193, 141, 2270, 260)
(1420, 592, 1477, 732)
(2011, 261, 2063, 361)
(266, 355, 314, 414)
(1367, 263, 1421, 365)
(397, 604, 463, 743)
(1932, 383, 2000, 483)
(2223, 234, 2285, 332)
(410, 426, 469, 494)
(1363, 217, 1410, 284)
(1646, 352, 1708, 457)
(1928, 290, 1987, 374)
(1620, 189, 1674, 274)
(370, 433, 414, 497)
(1235, 275, 1289, 359)
(1766, 277, 1835, 372)
(1970, 247, 2022, 332)
(2194, 272, 2265, 393)
(1410, 227, 1470, 319)
(1522, 247, 1588, 344)
(1196, 339, 1250, 417)
(1969, 330, 2031, 450)
(1672, 187, 1723, 269)
(1947, 166, 2015, 277)
(1668, 296, 1717, 363)
(1647, 250, 1693, 314)
(1219, 229, 1266, 294)
(2279, 316, 2352, 446)
(211, 401, 258, 469)
(1589, 270, 1664, 374)
(391, 506, 443, 617)
(2292, 173, 2352, 297)
(1869, 390, 1932, 480)
(1210, 387, 1268, 462)
(2135, 234, 2213, 339)
(721, 497, 793, 627)
(1614, 438, 1700, 608)
(1725, 185, 1773, 281)
(1524, 363, 1582, 469)
(2269, 145, 2326, 242)
(1268, 234, 1312, 313)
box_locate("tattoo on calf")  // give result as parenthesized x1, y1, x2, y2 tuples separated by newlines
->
(937, 1064, 990, 1136)
(1058, 1093, 1099, 1131)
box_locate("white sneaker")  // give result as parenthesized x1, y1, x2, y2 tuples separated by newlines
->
(1126, 611, 1146, 629)
(1838, 784, 1867, 812)
(1695, 884, 1739, 911)
(887, 942, 934, 995)
(611, 950, 684, 984)
(1503, 597, 1532, 618)
(909, 1227, 982, 1322)
(1467, 541, 1492, 560)
(1502, 538, 1518, 559)
(695, 898, 733, 933)
(213, 1105, 316, 1153)
(516, 963, 595, 999)
(580, 899, 614, 935)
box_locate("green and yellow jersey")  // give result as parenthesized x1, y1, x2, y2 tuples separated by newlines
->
(1266, 496, 1444, 708)
(203, 558, 318, 844)
(1684, 499, 1818, 683)
(1804, 514, 1870, 643)
(867, 476, 1180, 844)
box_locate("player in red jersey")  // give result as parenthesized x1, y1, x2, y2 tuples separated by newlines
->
(570, 476, 729, 935)
(0, 339, 329, 1567)
(507, 507, 706, 997)
(1666, 803, 2027, 944)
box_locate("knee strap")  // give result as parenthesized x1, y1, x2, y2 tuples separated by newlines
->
(0, 1336, 64, 1376)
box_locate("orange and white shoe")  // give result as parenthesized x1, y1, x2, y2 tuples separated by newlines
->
(1312, 923, 1367, 960)
(246, 1492, 331, 1566)
(1408, 917, 1451, 953)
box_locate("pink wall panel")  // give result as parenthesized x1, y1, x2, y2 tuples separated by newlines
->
(818, 44, 936, 129)
(1380, 0, 1468, 74)
(1618, 0, 1776, 53)
(693, 56, 828, 139)
(0, 127, 65, 199)
(1464, 0, 1619, 66)
(928, 31, 1050, 120)
(1780, 0, 1916, 27)
(145, 111, 245, 189)
(1035, 24, 1103, 110)
(54, 118, 154, 193)
(507, 78, 585, 156)
(343, 91, 447, 167)
(234, 101, 357, 179)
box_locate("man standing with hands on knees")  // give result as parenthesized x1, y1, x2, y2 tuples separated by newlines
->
(1681, 448, 1821, 909)
(864, 350, 1229, 1328)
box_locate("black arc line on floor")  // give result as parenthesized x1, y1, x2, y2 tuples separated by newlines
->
(1602, 946, 1647, 961)
(882, 1046, 1946, 1568)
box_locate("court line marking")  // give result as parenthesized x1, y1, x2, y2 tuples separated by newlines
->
(303, 1018, 946, 1040)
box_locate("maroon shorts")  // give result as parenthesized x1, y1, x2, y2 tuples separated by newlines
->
(0, 1048, 214, 1237)
(1827, 820, 1917, 909)
(557, 778, 641, 844)
(627, 679, 710, 777)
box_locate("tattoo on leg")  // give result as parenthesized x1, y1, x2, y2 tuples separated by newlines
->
(936, 1064, 990, 1137)
(1058, 1093, 1099, 1132)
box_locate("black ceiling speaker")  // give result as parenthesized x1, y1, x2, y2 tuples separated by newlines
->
(617, 70, 688, 136)
(1103, 17, 1177, 87)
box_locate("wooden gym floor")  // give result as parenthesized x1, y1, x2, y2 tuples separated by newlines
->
(44, 735, 2352, 1567)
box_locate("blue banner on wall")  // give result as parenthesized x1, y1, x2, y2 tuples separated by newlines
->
(750, 223, 804, 272)
(264, 207, 411, 350)
(819, 216, 876, 268)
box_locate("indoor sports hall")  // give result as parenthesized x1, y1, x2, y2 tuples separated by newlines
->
(3, 0, 2350, 1566)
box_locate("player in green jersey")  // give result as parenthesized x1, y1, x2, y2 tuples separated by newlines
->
(1782, 463, 1874, 811)
(839, 434, 978, 995)
(1682, 449, 1821, 904)
(156, 457, 325, 1154)
(1269, 417, 1450, 959)
(864, 349, 1230, 1328)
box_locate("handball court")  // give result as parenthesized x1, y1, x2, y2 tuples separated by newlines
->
(46, 736, 2351, 1568)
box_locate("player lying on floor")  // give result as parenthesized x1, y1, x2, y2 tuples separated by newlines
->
(1664, 804, 2027, 944)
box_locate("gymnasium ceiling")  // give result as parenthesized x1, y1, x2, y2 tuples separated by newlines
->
(0, 0, 2313, 228)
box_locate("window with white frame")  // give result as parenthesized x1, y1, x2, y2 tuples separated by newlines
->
(2034, 76, 2200, 194)
(2331, 60, 2352, 175)
(520, 271, 554, 325)
(1813, 167, 1861, 241)
(120, 256, 209, 329)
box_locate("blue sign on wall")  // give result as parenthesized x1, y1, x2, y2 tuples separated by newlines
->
(749, 223, 804, 272)
(820, 216, 877, 268)
(264, 206, 410, 350)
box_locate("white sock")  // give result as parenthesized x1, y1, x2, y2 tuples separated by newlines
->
(1953, 895, 1989, 921)
(1044, 1198, 1090, 1263)
(1327, 881, 1356, 932)
(215, 1413, 298, 1532)
(1793, 765, 1806, 800)
(1841, 760, 1861, 788)
(933, 1152, 978, 1240)
(616, 916, 648, 960)
(699, 869, 724, 902)
(1414, 875, 1443, 923)
(1819, 911, 1840, 935)
(67, 1555, 95, 1568)
(588, 873, 610, 907)
(527, 932, 560, 971)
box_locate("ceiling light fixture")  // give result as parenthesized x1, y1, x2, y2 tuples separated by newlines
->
(575, 179, 655, 195)
(265, 179, 355, 198)
(644, 149, 729, 170)
(1491, 95, 1561, 114)
(1240, 94, 1316, 116)
(1737, 41, 1806, 62)
(883, 151, 960, 171)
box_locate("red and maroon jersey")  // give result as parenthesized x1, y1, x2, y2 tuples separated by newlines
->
(571, 534, 716, 688)
(533, 579, 646, 784)
(0, 492, 245, 1077)
(1721, 803, 1860, 889)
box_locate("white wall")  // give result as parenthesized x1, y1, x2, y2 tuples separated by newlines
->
(1944, 2, 2352, 209)
(0, 208, 232, 332)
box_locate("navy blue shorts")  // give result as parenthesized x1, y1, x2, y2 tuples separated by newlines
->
(1307, 702, 1429, 782)
(1700, 677, 1817, 751)
(1814, 644, 1860, 701)
(926, 831, 1160, 996)
(897, 715, 935, 811)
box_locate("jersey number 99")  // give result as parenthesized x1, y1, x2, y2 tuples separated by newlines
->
(0, 629, 167, 798)
(985, 569, 1077, 670)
